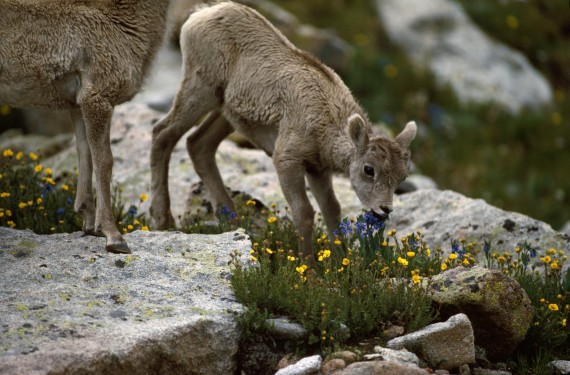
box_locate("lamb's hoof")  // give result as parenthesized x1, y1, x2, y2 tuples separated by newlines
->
(84, 229, 104, 237)
(106, 242, 132, 254)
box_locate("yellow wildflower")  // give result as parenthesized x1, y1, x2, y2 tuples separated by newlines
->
(127, 224, 134, 230)
(287, 255, 296, 262)
(62, 184, 69, 191)
(449, 253, 458, 260)
(3, 149, 14, 157)
(141, 226, 149, 231)
(462, 258, 470, 266)
(1, 192, 10, 198)
(29, 152, 38, 161)
(16, 151, 23, 160)
(382, 240, 387, 247)
(540, 298, 546, 303)
(547, 248, 557, 255)
(334, 239, 341, 246)
(549, 304, 559, 312)
(139, 193, 149, 202)
(498, 256, 506, 263)
(296, 264, 308, 274)
(342, 258, 350, 266)
(425, 248, 431, 257)
(267, 217, 277, 224)
(246, 199, 256, 206)
(18, 202, 27, 209)
(541, 255, 552, 264)
(44, 168, 52, 176)
(514, 247, 521, 253)
(7, 220, 16, 228)
(36, 197, 43, 205)
(562, 319, 567, 328)
(551, 262, 559, 270)
(265, 248, 273, 255)
(397, 257, 408, 267)
(441, 263, 448, 271)
(412, 274, 421, 284)
(506, 14, 519, 29)
(250, 256, 258, 262)
(34, 164, 43, 173)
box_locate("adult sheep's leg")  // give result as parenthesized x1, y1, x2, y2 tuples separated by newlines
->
(80, 97, 130, 254)
(150, 71, 218, 229)
(273, 149, 315, 263)
(70, 109, 96, 236)
(186, 111, 236, 215)
(306, 170, 341, 240)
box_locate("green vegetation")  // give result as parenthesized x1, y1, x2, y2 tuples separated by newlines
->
(1, 151, 569, 372)
(0, 150, 149, 235)
(270, 0, 569, 230)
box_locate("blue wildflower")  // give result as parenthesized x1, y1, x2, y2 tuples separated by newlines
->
(219, 205, 237, 220)
(354, 221, 367, 235)
(334, 218, 353, 237)
(483, 240, 491, 254)
(56, 208, 64, 215)
(363, 211, 385, 231)
(127, 205, 137, 218)
(66, 198, 73, 206)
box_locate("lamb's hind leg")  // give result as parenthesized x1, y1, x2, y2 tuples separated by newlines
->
(150, 72, 219, 229)
(70, 109, 96, 236)
(186, 111, 235, 215)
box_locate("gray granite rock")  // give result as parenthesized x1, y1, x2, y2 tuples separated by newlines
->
(375, 0, 552, 113)
(0, 227, 249, 375)
(387, 313, 475, 370)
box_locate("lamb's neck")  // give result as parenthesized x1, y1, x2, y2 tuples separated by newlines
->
(325, 132, 355, 174)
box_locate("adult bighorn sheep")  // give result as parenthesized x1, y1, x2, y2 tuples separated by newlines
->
(0, 0, 170, 254)
(150, 1, 417, 260)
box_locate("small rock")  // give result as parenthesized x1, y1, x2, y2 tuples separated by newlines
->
(330, 351, 358, 365)
(274, 355, 322, 375)
(267, 318, 309, 341)
(382, 325, 405, 340)
(373, 346, 421, 367)
(387, 313, 475, 371)
(472, 369, 512, 375)
(434, 370, 449, 374)
(550, 360, 570, 375)
(322, 358, 346, 374)
(340, 360, 430, 375)
(460, 364, 471, 375)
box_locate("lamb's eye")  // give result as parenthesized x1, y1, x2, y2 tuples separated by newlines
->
(364, 165, 375, 177)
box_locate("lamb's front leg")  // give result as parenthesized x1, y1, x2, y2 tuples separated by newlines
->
(80, 98, 130, 254)
(306, 170, 341, 240)
(273, 150, 315, 263)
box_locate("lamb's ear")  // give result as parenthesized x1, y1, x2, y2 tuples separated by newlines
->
(395, 121, 417, 149)
(348, 114, 369, 151)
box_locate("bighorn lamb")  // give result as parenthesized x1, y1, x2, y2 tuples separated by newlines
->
(150, 1, 417, 259)
(0, 0, 170, 254)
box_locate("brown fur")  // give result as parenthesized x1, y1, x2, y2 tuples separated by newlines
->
(0, 0, 170, 253)
(150, 1, 416, 260)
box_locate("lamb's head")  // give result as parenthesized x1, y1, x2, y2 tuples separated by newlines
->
(347, 114, 417, 220)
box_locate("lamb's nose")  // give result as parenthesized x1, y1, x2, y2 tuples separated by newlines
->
(380, 206, 393, 215)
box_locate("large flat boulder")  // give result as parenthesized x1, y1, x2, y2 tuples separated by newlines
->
(0, 227, 249, 374)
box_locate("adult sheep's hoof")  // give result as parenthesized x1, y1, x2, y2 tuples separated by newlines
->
(106, 242, 132, 254)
